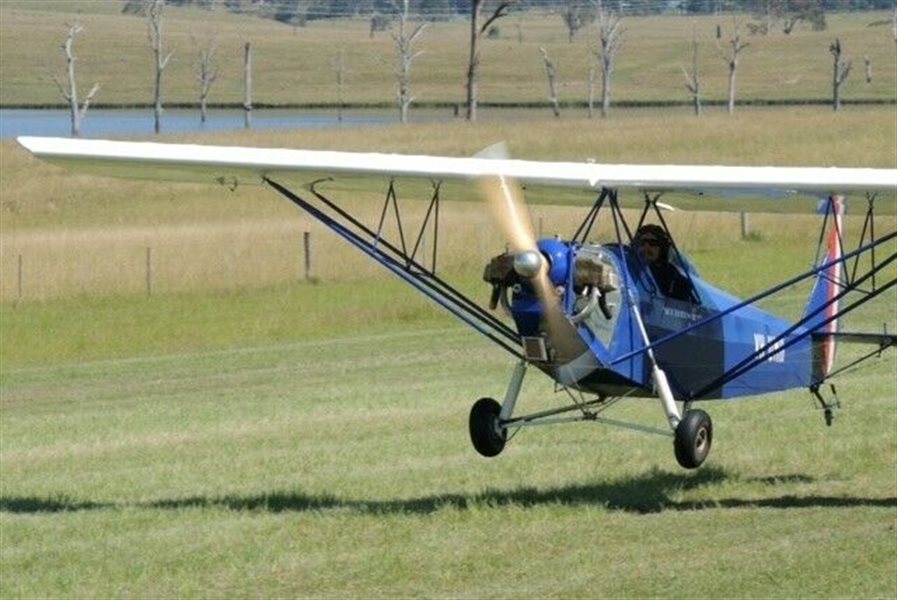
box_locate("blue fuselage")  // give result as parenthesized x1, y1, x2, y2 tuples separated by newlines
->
(509, 240, 818, 401)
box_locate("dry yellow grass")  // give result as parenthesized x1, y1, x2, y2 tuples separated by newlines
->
(3, 196, 892, 302)
(2, 107, 894, 302)
(1, 4, 895, 106)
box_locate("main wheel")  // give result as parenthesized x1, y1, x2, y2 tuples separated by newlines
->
(673, 409, 712, 469)
(469, 397, 506, 457)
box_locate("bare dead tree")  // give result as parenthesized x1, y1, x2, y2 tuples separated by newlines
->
(391, 0, 427, 124)
(681, 30, 702, 117)
(331, 49, 346, 123)
(590, 0, 623, 119)
(562, 0, 583, 43)
(830, 38, 851, 112)
(782, 14, 799, 35)
(466, 0, 514, 121)
(892, 7, 897, 51)
(147, 0, 173, 134)
(243, 41, 252, 129)
(756, 0, 773, 35)
(193, 34, 219, 124)
(587, 63, 596, 118)
(717, 20, 748, 115)
(539, 47, 560, 118)
(53, 23, 99, 137)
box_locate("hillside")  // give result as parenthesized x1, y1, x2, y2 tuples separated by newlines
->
(1, 1, 895, 108)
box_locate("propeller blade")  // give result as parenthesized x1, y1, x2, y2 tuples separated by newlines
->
(481, 174, 584, 360)
(482, 175, 536, 255)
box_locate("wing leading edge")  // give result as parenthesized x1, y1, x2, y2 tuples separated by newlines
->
(16, 136, 897, 195)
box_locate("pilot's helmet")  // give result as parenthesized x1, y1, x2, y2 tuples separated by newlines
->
(635, 224, 671, 260)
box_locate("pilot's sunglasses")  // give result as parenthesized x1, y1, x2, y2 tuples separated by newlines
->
(639, 238, 661, 247)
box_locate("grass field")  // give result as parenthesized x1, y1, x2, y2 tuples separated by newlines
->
(1, 293, 895, 597)
(1, 2, 895, 107)
(1, 5, 896, 595)
(2, 107, 896, 302)
(2, 140, 896, 596)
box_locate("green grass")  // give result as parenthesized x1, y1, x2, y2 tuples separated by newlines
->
(2, 301, 895, 597)
(0, 278, 456, 366)
(2, 197, 895, 596)
(1, 8, 896, 592)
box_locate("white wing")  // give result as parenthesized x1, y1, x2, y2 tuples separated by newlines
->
(17, 136, 897, 195)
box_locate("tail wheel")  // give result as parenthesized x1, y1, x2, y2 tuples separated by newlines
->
(469, 397, 506, 458)
(674, 409, 713, 469)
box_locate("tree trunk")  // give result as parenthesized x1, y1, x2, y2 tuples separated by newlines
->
(830, 38, 851, 112)
(57, 25, 99, 137)
(587, 64, 595, 119)
(727, 60, 736, 114)
(244, 42, 253, 129)
(600, 62, 611, 118)
(539, 47, 560, 118)
(465, 1, 511, 122)
(154, 67, 163, 134)
(148, 0, 172, 135)
(465, 3, 480, 121)
(393, 1, 425, 125)
(592, 0, 623, 120)
(64, 34, 80, 135)
(196, 37, 218, 125)
(717, 25, 747, 116)
(683, 32, 701, 117)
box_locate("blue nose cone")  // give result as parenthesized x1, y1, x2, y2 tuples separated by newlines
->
(537, 238, 570, 286)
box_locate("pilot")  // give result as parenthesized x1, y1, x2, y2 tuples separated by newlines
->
(634, 224, 694, 302)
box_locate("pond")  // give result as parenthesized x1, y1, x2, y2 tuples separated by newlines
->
(0, 107, 457, 139)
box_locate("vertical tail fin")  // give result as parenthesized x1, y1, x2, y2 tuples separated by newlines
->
(804, 195, 845, 378)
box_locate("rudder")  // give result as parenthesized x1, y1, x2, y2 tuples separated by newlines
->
(804, 195, 845, 379)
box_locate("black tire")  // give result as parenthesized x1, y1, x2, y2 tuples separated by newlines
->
(673, 409, 713, 469)
(469, 397, 506, 458)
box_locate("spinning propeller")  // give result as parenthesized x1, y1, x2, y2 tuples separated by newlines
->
(478, 146, 584, 362)
(481, 174, 560, 315)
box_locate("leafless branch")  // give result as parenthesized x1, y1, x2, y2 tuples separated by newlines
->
(480, 1, 514, 35)
(716, 19, 748, 114)
(391, 0, 427, 123)
(681, 29, 701, 116)
(56, 22, 99, 136)
(590, 0, 624, 118)
(466, 0, 516, 121)
(539, 46, 560, 118)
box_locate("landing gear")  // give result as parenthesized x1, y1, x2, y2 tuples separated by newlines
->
(469, 397, 507, 457)
(811, 384, 840, 426)
(673, 409, 713, 469)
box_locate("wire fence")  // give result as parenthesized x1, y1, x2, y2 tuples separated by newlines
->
(1, 209, 867, 303)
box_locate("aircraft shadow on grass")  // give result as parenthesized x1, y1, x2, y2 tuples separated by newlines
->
(2, 468, 895, 516)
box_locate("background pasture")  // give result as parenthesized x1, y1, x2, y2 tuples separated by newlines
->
(0, 3, 895, 107)
(1, 3, 896, 599)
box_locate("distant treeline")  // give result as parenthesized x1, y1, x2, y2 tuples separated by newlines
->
(120, 0, 897, 23)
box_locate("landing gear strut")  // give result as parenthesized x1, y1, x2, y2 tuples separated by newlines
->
(811, 384, 840, 426)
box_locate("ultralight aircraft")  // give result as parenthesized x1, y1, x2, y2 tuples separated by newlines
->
(16, 136, 897, 469)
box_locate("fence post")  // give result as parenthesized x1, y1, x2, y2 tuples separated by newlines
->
(145, 247, 153, 296)
(17, 253, 23, 300)
(303, 231, 313, 281)
(740, 212, 750, 239)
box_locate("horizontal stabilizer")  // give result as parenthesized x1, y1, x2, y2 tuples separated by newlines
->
(812, 331, 897, 349)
